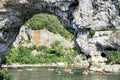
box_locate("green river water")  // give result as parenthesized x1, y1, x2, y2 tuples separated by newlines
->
(8, 67, 120, 80)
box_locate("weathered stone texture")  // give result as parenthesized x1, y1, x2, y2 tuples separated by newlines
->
(0, 0, 120, 67)
(13, 26, 74, 48)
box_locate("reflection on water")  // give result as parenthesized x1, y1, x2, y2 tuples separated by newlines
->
(8, 67, 120, 80)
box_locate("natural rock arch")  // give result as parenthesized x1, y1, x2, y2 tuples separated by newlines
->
(0, 0, 78, 63)
(0, 0, 120, 68)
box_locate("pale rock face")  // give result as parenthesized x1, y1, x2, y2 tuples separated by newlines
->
(73, 0, 120, 64)
(0, 0, 120, 67)
(13, 26, 74, 48)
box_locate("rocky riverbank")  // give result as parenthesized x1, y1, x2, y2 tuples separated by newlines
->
(2, 63, 120, 74)
(103, 65, 120, 73)
(82, 64, 120, 75)
(1, 62, 88, 69)
(1, 63, 68, 68)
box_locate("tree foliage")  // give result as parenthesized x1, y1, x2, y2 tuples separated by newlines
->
(25, 13, 73, 40)
(5, 41, 78, 64)
(107, 51, 120, 64)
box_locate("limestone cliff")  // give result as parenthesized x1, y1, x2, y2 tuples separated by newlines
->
(0, 0, 120, 67)
(13, 26, 74, 48)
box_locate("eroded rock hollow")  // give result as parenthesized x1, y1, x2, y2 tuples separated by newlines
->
(0, 0, 120, 67)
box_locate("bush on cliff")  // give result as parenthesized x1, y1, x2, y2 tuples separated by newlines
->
(107, 51, 120, 64)
(6, 46, 38, 64)
(26, 13, 73, 40)
(5, 41, 78, 64)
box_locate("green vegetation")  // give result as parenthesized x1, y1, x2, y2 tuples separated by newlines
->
(5, 41, 78, 64)
(107, 51, 120, 64)
(0, 71, 12, 80)
(118, 2, 120, 18)
(25, 13, 73, 40)
(111, 14, 116, 20)
(90, 29, 95, 36)
(92, 9, 98, 16)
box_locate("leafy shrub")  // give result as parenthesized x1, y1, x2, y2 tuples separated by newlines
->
(117, 2, 120, 19)
(35, 41, 77, 64)
(87, 29, 96, 38)
(6, 46, 39, 64)
(107, 51, 120, 64)
(5, 46, 19, 64)
(16, 46, 38, 64)
(25, 13, 73, 40)
(0, 71, 12, 80)
(93, 9, 98, 16)
(5, 41, 78, 64)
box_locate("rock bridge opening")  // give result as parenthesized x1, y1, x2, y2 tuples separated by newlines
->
(0, 0, 79, 63)
(0, 0, 120, 69)
(13, 13, 74, 48)
(4, 12, 77, 65)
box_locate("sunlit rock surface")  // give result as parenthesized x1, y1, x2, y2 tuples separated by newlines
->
(0, 0, 120, 67)
(13, 26, 74, 48)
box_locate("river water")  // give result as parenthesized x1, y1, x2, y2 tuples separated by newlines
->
(8, 67, 120, 80)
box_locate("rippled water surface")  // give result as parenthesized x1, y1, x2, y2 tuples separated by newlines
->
(8, 67, 120, 80)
